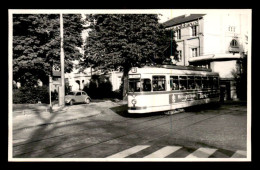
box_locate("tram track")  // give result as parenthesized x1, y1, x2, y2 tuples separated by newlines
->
(14, 109, 229, 158)
(54, 111, 230, 158)
(13, 103, 236, 158)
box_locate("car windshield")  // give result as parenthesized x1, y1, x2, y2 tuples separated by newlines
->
(68, 92, 75, 95)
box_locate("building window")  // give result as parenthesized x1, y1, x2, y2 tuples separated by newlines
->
(191, 48, 198, 57)
(230, 39, 238, 47)
(228, 26, 236, 32)
(191, 25, 198, 36)
(178, 50, 182, 62)
(175, 29, 181, 40)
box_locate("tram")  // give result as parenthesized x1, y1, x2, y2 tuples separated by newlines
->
(127, 65, 220, 114)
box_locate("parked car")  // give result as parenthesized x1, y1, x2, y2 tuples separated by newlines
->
(65, 91, 91, 105)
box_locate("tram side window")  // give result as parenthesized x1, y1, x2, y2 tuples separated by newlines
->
(129, 79, 141, 92)
(187, 76, 195, 89)
(141, 79, 151, 91)
(152, 76, 166, 91)
(202, 77, 209, 89)
(170, 76, 179, 90)
(195, 76, 202, 89)
(213, 77, 219, 89)
(179, 76, 187, 90)
(209, 77, 214, 89)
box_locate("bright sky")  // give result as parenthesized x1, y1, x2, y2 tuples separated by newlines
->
(80, 9, 250, 23)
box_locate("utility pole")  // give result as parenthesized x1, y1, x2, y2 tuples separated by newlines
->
(59, 13, 65, 106)
(49, 75, 52, 112)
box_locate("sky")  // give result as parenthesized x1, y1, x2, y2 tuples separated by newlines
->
(80, 9, 251, 23)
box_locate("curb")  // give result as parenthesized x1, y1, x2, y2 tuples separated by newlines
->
(13, 106, 67, 115)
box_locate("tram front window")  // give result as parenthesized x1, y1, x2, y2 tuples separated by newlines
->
(129, 79, 141, 92)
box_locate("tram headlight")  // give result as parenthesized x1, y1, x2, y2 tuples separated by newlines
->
(131, 99, 137, 105)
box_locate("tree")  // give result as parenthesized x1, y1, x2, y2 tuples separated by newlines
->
(80, 14, 177, 99)
(13, 14, 84, 87)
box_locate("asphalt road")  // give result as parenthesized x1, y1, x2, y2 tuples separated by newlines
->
(11, 101, 248, 160)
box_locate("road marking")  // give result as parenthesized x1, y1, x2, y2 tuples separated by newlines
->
(231, 150, 247, 158)
(186, 147, 217, 158)
(144, 146, 182, 158)
(107, 145, 150, 158)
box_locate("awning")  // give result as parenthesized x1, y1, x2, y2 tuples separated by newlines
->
(189, 53, 241, 63)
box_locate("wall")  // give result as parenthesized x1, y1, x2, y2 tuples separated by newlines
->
(175, 18, 204, 66)
(203, 13, 248, 56)
(210, 60, 237, 79)
(109, 71, 123, 91)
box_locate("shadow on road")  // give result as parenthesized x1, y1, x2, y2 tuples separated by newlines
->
(109, 104, 164, 118)
(110, 102, 225, 117)
(185, 103, 222, 112)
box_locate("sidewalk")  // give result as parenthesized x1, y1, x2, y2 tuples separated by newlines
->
(12, 103, 65, 117)
(12, 100, 125, 130)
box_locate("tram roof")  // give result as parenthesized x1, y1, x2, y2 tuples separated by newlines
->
(129, 65, 219, 76)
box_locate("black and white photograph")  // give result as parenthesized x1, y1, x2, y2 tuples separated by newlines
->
(8, 9, 251, 162)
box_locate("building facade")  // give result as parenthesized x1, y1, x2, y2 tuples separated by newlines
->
(163, 13, 249, 100)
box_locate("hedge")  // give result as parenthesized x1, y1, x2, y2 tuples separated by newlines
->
(13, 86, 55, 104)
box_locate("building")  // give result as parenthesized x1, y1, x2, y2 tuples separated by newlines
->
(163, 13, 249, 100)
(62, 66, 123, 93)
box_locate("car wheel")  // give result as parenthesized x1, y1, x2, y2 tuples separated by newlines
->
(85, 98, 90, 104)
(69, 100, 74, 106)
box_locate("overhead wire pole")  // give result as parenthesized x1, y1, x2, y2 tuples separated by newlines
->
(49, 74, 52, 112)
(59, 13, 65, 106)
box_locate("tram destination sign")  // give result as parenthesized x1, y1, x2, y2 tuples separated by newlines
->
(129, 74, 141, 79)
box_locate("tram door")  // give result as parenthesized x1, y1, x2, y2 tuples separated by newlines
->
(220, 85, 225, 102)
(220, 82, 231, 102)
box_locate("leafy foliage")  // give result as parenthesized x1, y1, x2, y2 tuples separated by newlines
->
(83, 75, 113, 99)
(80, 14, 177, 99)
(13, 14, 84, 87)
(80, 14, 177, 72)
(13, 86, 49, 104)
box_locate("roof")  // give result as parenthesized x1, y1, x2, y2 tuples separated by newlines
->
(163, 14, 206, 28)
(129, 65, 218, 76)
(188, 53, 241, 63)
